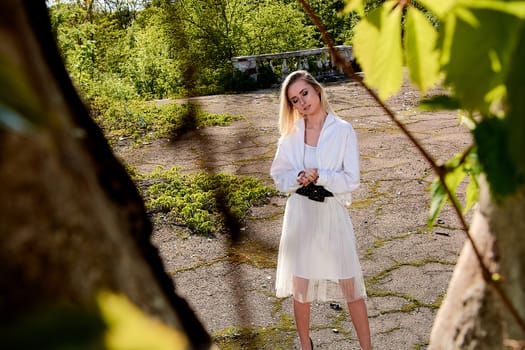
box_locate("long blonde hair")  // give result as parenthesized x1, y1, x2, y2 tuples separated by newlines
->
(278, 70, 333, 136)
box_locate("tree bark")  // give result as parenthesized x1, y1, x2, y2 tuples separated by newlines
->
(429, 176, 525, 349)
(0, 1, 212, 348)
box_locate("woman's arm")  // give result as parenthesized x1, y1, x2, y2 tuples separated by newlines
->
(270, 142, 304, 193)
(316, 126, 360, 193)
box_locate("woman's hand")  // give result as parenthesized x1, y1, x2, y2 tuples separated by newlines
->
(297, 168, 318, 186)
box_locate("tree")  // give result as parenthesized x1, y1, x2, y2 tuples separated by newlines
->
(0, 1, 213, 348)
(125, 4, 183, 98)
(336, 0, 525, 348)
(49, 3, 139, 100)
(168, 0, 319, 94)
(306, 0, 358, 45)
(241, 0, 317, 55)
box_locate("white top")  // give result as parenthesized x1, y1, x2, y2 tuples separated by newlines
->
(270, 113, 360, 207)
(303, 144, 317, 169)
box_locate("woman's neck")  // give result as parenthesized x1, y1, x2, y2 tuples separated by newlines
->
(305, 111, 327, 129)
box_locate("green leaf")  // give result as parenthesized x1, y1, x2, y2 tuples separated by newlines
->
(444, 161, 468, 212)
(416, 0, 525, 22)
(505, 21, 525, 185)
(98, 291, 189, 350)
(428, 178, 447, 227)
(417, 0, 457, 20)
(474, 117, 523, 198)
(464, 173, 479, 214)
(465, 0, 525, 19)
(428, 149, 481, 227)
(405, 7, 440, 94)
(439, 5, 523, 113)
(342, 0, 364, 17)
(418, 95, 461, 111)
(353, 1, 403, 100)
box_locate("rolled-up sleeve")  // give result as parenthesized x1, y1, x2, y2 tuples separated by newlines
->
(270, 142, 302, 193)
(316, 126, 360, 194)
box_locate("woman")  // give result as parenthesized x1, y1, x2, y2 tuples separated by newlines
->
(270, 70, 371, 350)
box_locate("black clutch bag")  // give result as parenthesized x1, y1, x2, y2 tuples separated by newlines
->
(296, 183, 334, 202)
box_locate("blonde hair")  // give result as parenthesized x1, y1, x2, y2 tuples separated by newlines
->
(278, 70, 333, 136)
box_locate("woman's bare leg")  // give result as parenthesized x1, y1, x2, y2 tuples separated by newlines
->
(348, 298, 371, 350)
(293, 276, 312, 349)
(293, 298, 312, 350)
(339, 278, 371, 349)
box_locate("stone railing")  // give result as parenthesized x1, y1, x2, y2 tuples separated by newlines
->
(231, 45, 353, 83)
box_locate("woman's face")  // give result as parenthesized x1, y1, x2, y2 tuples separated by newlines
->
(287, 79, 322, 117)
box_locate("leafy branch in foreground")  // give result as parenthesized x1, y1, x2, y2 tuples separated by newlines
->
(301, 0, 525, 335)
(140, 167, 277, 236)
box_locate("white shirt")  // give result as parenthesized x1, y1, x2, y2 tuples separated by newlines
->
(270, 113, 360, 207)
(304, 144, 317, 169)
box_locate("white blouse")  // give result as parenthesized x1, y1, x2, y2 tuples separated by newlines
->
(303, 143, 317, 169)
(270, 113, 360, 207)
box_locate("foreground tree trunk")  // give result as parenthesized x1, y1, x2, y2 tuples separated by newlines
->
(429, 176, 525, 349)
(0, 1, 212, 348)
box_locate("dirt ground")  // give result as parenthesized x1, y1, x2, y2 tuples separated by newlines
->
(115, 78, 471, 349)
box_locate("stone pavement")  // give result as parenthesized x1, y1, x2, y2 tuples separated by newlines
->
(118, 79, 470, 349)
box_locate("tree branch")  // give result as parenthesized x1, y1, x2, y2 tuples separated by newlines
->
(297, 0, 525, 334)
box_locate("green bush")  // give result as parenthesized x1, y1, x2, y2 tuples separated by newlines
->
(223, 68, 258, 93)
(142, 167, 277, 236)
(256, 64, 279, 89)
(91, 99, 240, 142)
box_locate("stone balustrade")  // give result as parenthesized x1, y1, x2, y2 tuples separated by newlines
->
(231, 45, 354, 83)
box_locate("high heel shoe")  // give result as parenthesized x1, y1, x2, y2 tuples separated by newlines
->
(300, 337, 314, 350)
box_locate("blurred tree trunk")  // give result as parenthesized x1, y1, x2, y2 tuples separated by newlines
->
(430, 176, 525, 349)
(0, 1, 211, 349)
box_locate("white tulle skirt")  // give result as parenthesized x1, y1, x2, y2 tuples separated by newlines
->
(275, 193, 366, 303)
